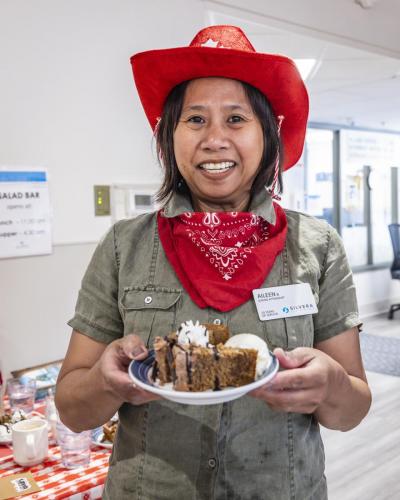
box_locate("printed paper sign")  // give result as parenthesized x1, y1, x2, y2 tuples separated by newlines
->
(0, 170, 52, 258)
(0, 473, 40, 499)
(253, 283, 318, 321)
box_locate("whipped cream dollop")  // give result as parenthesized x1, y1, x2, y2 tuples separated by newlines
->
(225, 334, 271, 377)
(177, 320, 209, 347)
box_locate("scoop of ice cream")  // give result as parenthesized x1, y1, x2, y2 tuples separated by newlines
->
(225, 334, 271, 377)
(177, 320, 209, 347)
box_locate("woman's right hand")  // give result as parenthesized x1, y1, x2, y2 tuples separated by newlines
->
(98, 334, 161, 406)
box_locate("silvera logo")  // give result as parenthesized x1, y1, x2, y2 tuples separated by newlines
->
(282, 306, 289, 313)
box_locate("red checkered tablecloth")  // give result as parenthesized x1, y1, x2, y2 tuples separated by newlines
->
(0, 397, 111, 499)
(0, 444, 110, 499)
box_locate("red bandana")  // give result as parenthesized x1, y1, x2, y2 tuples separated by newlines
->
(157, 203, 287, 312)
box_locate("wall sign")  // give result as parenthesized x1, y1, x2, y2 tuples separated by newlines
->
(0, 170, 52, 258)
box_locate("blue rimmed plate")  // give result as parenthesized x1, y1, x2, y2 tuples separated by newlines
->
(128, 349, 279, 405)
(92, 427, 113, 449)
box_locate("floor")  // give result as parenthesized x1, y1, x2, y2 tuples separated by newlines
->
(321, 313, 400, 500)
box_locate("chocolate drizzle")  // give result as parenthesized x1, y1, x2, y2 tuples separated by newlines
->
(165, 336, 177, 383)
(174, 340, 193, 388)
(185, 351, 193, 386)
(159, 334, 190, 384)
(212, 345, 220, 360)
(212, 346, 221, 390)
(151, 360, 159, 382)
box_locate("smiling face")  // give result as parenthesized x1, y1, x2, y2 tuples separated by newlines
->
(173, 78, 264, 212)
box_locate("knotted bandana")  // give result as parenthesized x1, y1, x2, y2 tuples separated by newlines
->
(157, 203, 287, 311)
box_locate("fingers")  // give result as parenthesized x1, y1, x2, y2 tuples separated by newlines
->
(100, 336, 157, 404)
(269, 365, 327, 392)
(118, 334, 148, 361)
(249, 348, 330, 413)
(126, 380, 162, 405)
(128, 385, 162, 405)
(105, 369, 161, 405)
(251, 386, 321, 413)
(273, 347, 316, 369)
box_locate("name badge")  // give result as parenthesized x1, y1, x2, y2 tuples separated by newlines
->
(252, 283, 318, 321)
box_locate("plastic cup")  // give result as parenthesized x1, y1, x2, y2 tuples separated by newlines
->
(44, 391, 58, 441)
(56, 420, 91, 469)
(7, 378, 36, 414)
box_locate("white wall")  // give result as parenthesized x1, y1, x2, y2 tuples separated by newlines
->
(355, 270, 400, 319)
(0, 0, 207, 376)
(0, 243, 96, 377)
(1, 0, 399, 377)
(0, 0, 206, 246)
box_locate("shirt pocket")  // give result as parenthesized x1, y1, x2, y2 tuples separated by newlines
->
(284, 314, 314, 349)
(281, 282, 318, 349)
(120, 287, 181, 346)
(264, 314, 314, 350)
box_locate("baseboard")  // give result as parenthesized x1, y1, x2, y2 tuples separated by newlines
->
(359, 298, 400, 318)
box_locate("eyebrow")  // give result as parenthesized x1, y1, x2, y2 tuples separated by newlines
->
(181, 104, 251, 113)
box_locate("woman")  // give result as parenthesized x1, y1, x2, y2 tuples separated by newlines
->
(56, 26, 371, 499)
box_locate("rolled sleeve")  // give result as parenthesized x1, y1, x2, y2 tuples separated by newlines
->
(68, 225, 123, 344)
(313, 226, 362, 343)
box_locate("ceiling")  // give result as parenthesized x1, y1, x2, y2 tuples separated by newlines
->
(207, 10, 400, 132)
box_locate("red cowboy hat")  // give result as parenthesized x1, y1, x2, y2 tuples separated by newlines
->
(130, 25, 309, 171)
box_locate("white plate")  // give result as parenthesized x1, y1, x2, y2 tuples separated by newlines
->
(0, 411, 36, 445)
(92, 427, 113, 449)
(128, 350, 279, 405)
(0, 432, 12, 445)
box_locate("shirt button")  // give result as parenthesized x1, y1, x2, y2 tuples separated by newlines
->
(213, 319, 221, 325)
(144, 296, 152, 304)
(207, 458, 217, 469)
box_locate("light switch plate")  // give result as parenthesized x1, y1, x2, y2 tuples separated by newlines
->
(94, 185, 110, 216)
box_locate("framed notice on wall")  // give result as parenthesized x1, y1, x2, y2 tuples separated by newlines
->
(0, 170, 52, 259)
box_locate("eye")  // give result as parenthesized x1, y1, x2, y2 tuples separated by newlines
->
(187, 115, 205, 124)
(228, 115, 245, 124)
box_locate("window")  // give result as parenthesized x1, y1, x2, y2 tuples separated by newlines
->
(283, 128, 334, 225)
(304, 129, 334, 225)
(340, 129, 400, 267)
(283, 126, 400, 271)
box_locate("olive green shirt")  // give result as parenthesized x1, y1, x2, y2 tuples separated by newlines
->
(68, 191, 361, 500)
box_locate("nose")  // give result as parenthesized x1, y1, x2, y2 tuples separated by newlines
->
(200, 121, 230, 151)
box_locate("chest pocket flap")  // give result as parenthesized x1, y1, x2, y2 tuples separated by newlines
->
(122, 288, 181, 311)
(121, 288, 181, 345)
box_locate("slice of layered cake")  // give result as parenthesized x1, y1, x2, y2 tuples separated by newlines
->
(152, 321, 270, 392)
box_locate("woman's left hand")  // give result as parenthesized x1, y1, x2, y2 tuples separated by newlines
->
(249, 347, 338, 414)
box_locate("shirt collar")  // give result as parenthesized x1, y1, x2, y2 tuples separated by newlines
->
(162, 188, 277, 225)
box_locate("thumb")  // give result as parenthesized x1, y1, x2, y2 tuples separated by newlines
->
(119, 334, 148, 361)
(273, 347, 315, 369)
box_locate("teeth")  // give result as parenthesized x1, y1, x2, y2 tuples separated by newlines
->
(199, 162, 235, 171)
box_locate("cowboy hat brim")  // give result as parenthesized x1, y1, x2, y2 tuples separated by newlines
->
(131, 46, 309, 170)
